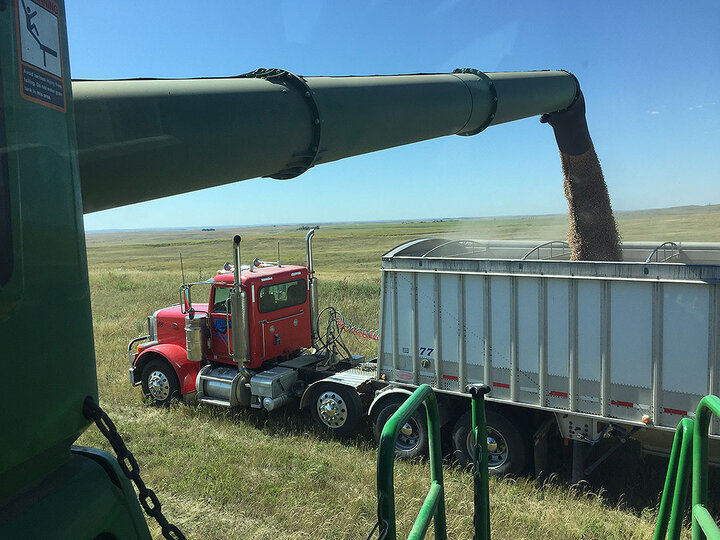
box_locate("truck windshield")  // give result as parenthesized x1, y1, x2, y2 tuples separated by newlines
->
(212, 286, 231, 313)
(258, 279, 306, 313)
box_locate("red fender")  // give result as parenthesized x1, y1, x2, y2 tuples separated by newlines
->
(135, 343, 200, 395)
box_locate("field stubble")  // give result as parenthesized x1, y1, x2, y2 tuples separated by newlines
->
(79, 208, 720, 538)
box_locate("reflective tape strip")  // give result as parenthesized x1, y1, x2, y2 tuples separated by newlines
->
(663, 407, 688, 416)
(611, 400, 634, 408)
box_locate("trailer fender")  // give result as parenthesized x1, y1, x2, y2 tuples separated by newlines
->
(367, 387, 419, 419)
(133, 344, 200, 395)
(368, 387, 465, 428)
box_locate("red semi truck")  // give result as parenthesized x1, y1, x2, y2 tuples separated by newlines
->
(128, 231, 376, 437)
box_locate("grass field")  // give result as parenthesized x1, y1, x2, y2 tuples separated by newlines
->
(78, 205, 720, 539)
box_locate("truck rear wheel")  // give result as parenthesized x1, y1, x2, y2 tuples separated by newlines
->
(141, 358, 180, 406)
(372, 396, 428, 460)
(309, 383, 362, 438)
(451, 408, 528, 475)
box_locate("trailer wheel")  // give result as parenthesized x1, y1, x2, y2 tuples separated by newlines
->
(452, 408, 527, 476)
(309, 383, 362, 438)
(141, 358, 180, 406)
(372, 396, 429, 460)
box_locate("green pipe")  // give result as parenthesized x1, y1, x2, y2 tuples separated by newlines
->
(693, 507, 720, 540)
(692, 395, 720, 540)
(408, 482, 444, 540)
(376, 384, 447, 539)
(73, 69, 578, 213)
(469, 384, 492, 540)
(654, 418, 693, 540)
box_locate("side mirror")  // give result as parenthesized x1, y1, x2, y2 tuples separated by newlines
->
(181, 285, 192, 313)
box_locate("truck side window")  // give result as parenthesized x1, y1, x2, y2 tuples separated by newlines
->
(258, 279, 306, 313)
(212, 286, 231, 313)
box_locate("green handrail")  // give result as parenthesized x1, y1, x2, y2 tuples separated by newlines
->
(654, 395, 720, 540)
(468, 384, 492, 540)
(376, 384, 447, 540)
(692, 395, 720, 540)
(375, 384, 493, 539)
(654, 418, 693, 540)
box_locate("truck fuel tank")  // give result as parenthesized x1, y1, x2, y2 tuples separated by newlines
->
(185, 314, 208, 362)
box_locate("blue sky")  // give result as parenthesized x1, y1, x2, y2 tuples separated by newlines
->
(67, 1, 720, 231)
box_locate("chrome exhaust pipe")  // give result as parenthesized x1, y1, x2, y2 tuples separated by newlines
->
(305, 229, 319, 347)
(233, 235, 242, 289)
(231, 235, 251, 377)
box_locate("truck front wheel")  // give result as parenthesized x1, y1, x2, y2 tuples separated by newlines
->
(452, 408, 528, 475)
(141, 358, 180, 406)
(309, 383, 363, 438)
(372, 396, 428, 459)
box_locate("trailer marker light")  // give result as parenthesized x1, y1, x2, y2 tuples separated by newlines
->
(642, 415, 650, 424)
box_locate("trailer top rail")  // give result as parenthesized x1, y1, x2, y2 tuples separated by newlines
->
(384, 239, 720, 266)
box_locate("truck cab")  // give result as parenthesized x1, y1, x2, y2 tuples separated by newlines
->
(208, 266, 311, 368)
(129, 262, 312, 400)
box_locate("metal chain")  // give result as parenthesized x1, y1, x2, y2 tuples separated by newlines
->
(366, 519, 388, 540)
(82, 397, 186, 540)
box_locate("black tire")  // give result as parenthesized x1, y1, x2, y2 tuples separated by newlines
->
(141, 358, 180, 406)
(309, 383, 363, 438)
(452, 408, 528, 476)
(372, 396, 429, 460)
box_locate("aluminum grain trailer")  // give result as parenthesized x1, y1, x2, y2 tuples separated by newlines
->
(370, 239, 720, 478)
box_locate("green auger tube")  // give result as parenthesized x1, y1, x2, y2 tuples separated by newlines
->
(73, 69, 578, 213)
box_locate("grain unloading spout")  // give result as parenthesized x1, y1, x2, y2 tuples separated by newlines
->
(72, 69, 579, 213)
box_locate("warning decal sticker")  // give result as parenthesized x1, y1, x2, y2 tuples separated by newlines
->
(15, 0, 65, 111)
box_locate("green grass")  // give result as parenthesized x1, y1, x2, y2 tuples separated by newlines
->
(78, 205, 720, 539)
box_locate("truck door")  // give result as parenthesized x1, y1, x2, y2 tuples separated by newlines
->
(209, 285, 233, 361)
(256, 279, 310, 361)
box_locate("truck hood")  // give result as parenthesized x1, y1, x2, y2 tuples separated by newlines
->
(156, 304, 210, 320)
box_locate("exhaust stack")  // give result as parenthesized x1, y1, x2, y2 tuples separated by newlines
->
(306, 229, 320, 347)
(230, 235, 250, 376)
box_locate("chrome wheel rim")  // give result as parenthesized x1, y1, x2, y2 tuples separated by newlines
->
(396, 419, 420, 451)
(317, 391, 347, 428)
(465, 426, 509, 468)
(148, 370, 170, 401)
